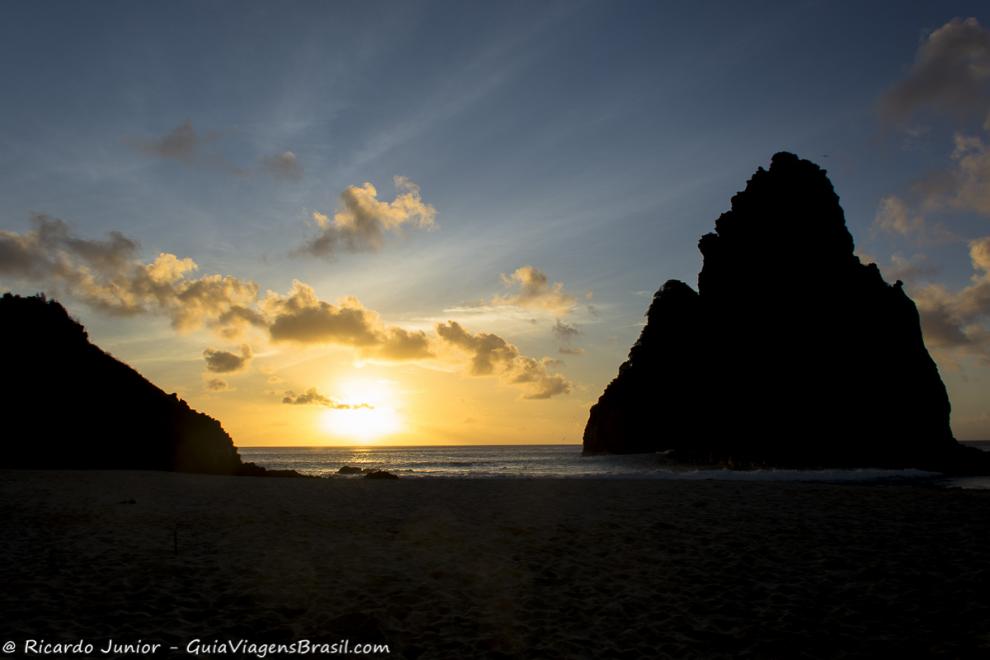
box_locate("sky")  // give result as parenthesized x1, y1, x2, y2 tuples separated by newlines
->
(2, 1, 990, 445)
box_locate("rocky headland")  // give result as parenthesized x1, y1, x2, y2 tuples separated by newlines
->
(0, 293, 297, 476)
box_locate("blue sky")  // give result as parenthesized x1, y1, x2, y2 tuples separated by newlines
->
(2, 1, 989, 442)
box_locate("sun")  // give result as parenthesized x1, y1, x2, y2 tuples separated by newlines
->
(320, 378, 402, 442)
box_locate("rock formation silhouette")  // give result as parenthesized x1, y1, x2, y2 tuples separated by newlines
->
(584, 152, 989, 474)
(0, 293, 297, 476)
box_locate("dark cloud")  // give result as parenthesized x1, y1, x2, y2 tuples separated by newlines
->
(264, 282, 382, 345)
(551, 319, 582, 356)
(879, 18, 990, 125)
(130, 121, 301, 180)
(436, 320, 571, 399)
(368, 327, 433, 360)
(203, 345, 252, 373)
(214, 305, 268, 339)
(552, 319, 580, 341)
(263, 151, 303, 181)
(282, 387, 373, 409)
(298, 176, 436, 257)
(268, 304, 378, 344)
(205, 378, 230, 392)
(0, 214, 138, 278)
(262, 281, 432, 359)
(129, 120, 245, 174)
(436, 320, 517, 375)
(131, 120, 204, 163)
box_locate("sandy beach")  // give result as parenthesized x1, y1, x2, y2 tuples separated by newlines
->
(2, 471, 989, 659)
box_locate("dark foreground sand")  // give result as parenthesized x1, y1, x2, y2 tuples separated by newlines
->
(1, 471, 989, 659)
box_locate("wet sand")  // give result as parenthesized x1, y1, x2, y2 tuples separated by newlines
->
(1, 470, 989, 658)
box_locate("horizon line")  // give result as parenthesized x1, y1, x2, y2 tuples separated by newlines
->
(237, 443, 586, 449)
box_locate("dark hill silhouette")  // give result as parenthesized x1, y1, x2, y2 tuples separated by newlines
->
(0, 293, 297, 476)
(583, 152, 990, 474)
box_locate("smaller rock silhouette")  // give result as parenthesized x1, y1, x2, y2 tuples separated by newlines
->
(0, 293, 298, 476)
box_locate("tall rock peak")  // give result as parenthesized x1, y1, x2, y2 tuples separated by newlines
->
(583, 153, 988, 473)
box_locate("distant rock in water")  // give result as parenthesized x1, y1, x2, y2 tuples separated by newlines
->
(0, 293, 298, 476)
(363, 470, 399, 480)
(583, 152, 990, 474)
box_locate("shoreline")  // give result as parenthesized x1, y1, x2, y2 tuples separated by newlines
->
(3, 470, 990, 657)
(236, 445, 990, 484)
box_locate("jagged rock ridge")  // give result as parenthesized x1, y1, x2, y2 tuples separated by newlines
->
(583, 152, 989, 473)
(0, 293, 295, 476)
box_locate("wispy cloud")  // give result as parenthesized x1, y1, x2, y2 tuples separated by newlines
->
(130, 120, 209, 164)
(128, 120, 303, 181)
(552, 318, 583, 355)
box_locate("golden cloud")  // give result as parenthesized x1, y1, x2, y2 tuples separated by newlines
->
(492, 266, 576, 316)
(436, 320, 571, 399)
(300, 176, 436, 256)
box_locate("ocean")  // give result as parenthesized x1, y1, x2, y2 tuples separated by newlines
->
(239, 443, 990, 488)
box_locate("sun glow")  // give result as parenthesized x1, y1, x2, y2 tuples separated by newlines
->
(320, 378, 402, 442)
